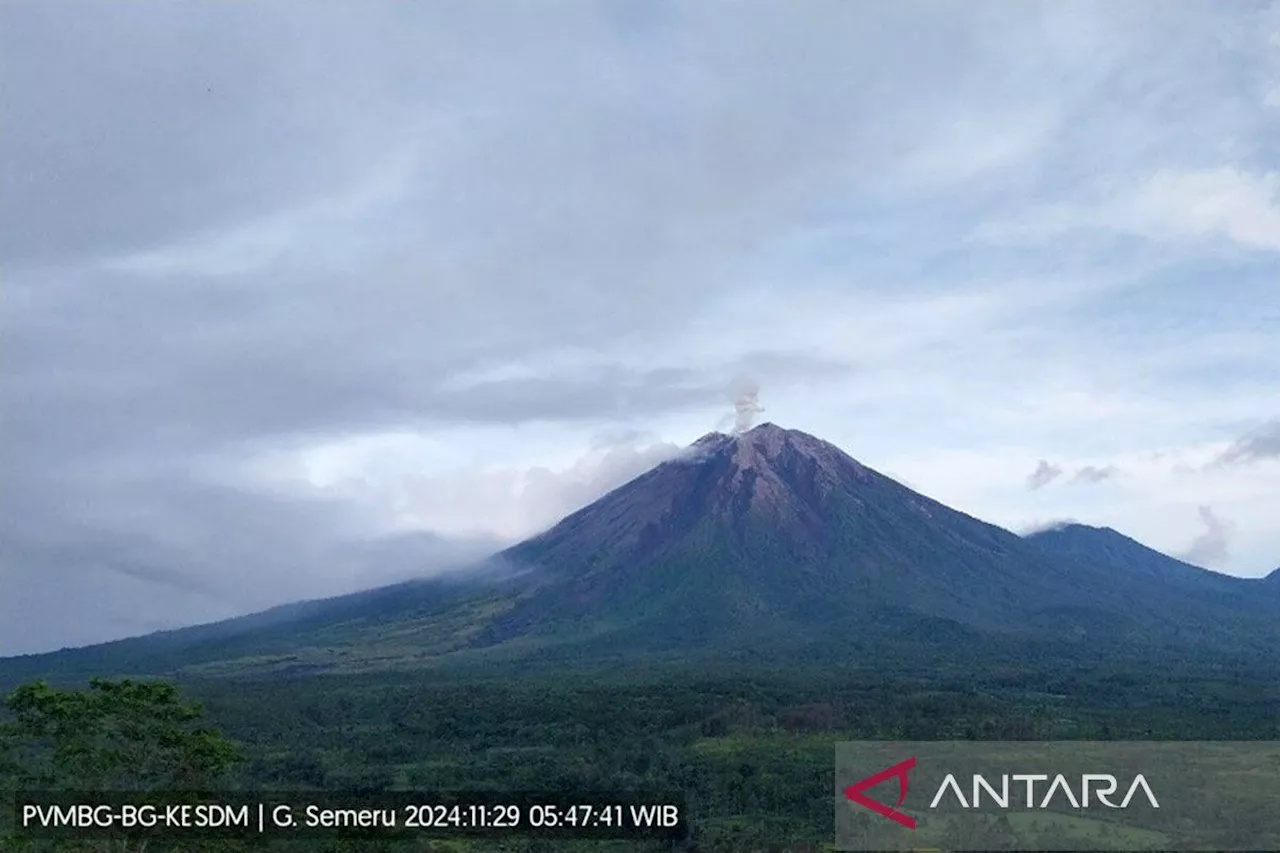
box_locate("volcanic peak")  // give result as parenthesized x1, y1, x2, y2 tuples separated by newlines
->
(689, 422, 861, 467)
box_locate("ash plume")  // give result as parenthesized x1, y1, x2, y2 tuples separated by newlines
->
(731, 381, 764, 433)
(711, 378, 765, 434)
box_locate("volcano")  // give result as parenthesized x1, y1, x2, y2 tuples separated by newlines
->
(483, 424, 1100, 650)
(472, 423, 1278, 661)
(2, 424, 1277, 683)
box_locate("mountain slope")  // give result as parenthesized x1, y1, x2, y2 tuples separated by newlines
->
(1022, 522, 1280, 656)
(0, 563, 525, 687)
(2, 424, 1277, 683)
(1024, 523, 1276, 611)
(482, 426, 1108, 648)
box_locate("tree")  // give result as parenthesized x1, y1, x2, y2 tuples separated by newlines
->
(1, 678, 242, 789)
(1, 679, 245, 853)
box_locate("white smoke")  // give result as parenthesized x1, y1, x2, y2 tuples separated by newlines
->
(711, 378, 765, 434)
(731, 380, 764, 433)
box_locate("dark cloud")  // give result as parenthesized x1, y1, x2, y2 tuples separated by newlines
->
(1217, 419, 1280, 466)
(5, 252, 853, 465)
(424, 353, 853, 427)
(1, 264, 849, 655)
(1026, 460, 1063, 490)
(1177, 505, 1235, 568)
(0, 477, 500, 656)
(2, 236, 854, 655)
(0, 3, 431, 266)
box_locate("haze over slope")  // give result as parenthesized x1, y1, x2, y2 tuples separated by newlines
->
(2, 424, 1277, 685)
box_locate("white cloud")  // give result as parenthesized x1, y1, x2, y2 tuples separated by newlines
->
(882, 438, 1279, 577)
(977, 168, 1280, 252)
(1120, 169, 1280, 250)
(235, 424, 686, 540)
(1178, 505, 1236, 568)
(892, 109, 1061, 190)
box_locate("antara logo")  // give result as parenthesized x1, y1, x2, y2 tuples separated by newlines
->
(844, 757, 1160, 829)
(844, 757, 918, 829)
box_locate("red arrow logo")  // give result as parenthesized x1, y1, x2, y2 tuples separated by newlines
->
(843, 756, 917, 829)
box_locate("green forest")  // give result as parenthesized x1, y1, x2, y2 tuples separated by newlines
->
(3, 655, 1277, 853)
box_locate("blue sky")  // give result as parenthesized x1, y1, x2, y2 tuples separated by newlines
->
(2, 0, 1278, 655)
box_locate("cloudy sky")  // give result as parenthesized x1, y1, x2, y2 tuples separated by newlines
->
(3, 1, 1279, 656)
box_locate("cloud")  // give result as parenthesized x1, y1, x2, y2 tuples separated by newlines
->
(1218, 419, 1280, 465)
(1177, 505, 1236, 568)
(1259, 2, 1280, 108)
(1024, 461, 1119, 490)
(1027, 460, 1064, 490)
(243, 428, 685, 541)
(103, 148, 424, 278)
(1072, 464, 1119, 484)
(977, 169, 1280, 252)
(0, 3, 439, 267)
(1019, 519, 1082, 536)
(882, 438, 1280, 576)
(1104, 169, 1280, 252)
(893, 109, 1061, 189)
(0, 478, 501, 656)
(424, 352, 851, 427)
(3, 0, 1280, 654)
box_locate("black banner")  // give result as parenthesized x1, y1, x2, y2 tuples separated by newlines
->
(9, 790, 687, 841)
